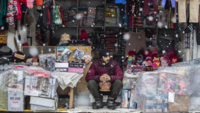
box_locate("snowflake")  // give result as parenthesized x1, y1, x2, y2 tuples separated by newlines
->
(123, 33, 130, 41)
(148, 16, 153, 21)
(75, 13, 82, 20)
(157, 21, 163, 28)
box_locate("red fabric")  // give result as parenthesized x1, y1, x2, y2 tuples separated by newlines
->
(46, 5, 50, 25)
(80, 29, 87, 39)
(170, 55, 178, 63)
(128, 51, 136, 56)
(19, 0, 26, 4)
(36, 0, 43, 6)
(143, 0, 158, 15)
(85, 59, 123, 82)
(143, 51, 152, 60)
(22, 42, 29, 46)
(16, 0, 22, 19)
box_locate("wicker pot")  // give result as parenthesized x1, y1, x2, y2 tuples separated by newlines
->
(99, 82, 111, 92)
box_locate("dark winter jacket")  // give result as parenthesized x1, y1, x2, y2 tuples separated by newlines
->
(85, 59, 123, 82)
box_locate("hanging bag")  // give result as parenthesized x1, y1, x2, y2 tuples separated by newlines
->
(54, 6, 62, 25)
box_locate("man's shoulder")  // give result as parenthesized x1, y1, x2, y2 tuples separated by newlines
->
(91, 59, 100, 66)
(110, 59, 119, 66)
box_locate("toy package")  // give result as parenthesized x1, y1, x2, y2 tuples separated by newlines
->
(121, 90, 130, 108)
(157, 72, 168, 94)
(122, 77, 137, 90)
(129, 89, 137, 109)
(61, 48, 72, 62)
(73, 49, 84, 61)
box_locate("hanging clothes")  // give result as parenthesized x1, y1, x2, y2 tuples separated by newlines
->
(16, 0, 22, 19)
(143, 0, 158, 15)
(178, 0, 199, 23)
(6, 0, 19, 25)
(0, 0, 8, 26)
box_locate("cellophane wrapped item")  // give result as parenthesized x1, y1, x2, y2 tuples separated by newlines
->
(133, 67, 190, 113)
(45, 55, 56, 71)
(24, 67, 58, 98)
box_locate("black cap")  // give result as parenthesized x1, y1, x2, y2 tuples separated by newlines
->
(99, 49, 110, 59)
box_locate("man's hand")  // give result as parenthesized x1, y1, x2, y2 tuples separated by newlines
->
(100, 74, 111, 82)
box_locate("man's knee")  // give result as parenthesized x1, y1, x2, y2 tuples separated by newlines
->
(87, 80, 97, 89)
(113, 80, 123, 88)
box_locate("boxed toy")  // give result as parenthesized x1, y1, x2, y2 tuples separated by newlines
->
(157, 103, 168, 112)
(7, 90, 24, 111)
(121, 90, 130, 108)
(55, 63, 69, 72)
(129, 89, 137, 109)
(30, 96, 56, 111)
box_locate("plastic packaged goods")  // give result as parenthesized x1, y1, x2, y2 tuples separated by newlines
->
(24, 67, 58, 98)
(122, 77, 137, 90)
(73, 48, 84, 61)
(132, 66, 192, 113)
(45, 55, 56, 71)
(61, 48, 72, 62)
(39, 54, 48, 68)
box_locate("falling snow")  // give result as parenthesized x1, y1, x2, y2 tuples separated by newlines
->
(123, 33, 130, 41)
(157, 22, 163, 28)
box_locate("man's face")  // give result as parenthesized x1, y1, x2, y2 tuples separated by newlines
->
(102, 56, 110, 64)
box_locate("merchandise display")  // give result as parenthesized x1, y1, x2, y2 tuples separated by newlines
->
(1, 0, 200, 111)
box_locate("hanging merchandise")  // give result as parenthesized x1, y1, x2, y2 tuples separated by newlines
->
(55, 6, 62, 25)
(87, 7, 96, 26)
(61, 48, 72, 63)
(0, 0, 7, 30)
(95, 5, 105, 26)
(24, 13, 33, 25)
(178, 0, 199, 23)
(6, 0, 18, 25)
(82, 47, 92, 64)
(36, 0, 43, 6)
(45, 55, 56, 71)
(78, 6, 88, 26)
(73, 48, 84, 61)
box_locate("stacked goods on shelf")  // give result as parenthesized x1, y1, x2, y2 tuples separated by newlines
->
(87, 7, 96, 26)
(105, 7, 117, 26)
(78, 6, 88, 26)
(68, 7, 77, 27)
(95, 5, 105, 26)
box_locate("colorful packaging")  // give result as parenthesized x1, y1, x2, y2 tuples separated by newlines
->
(129, 89, 137, 109)
(121, 90, 130, 108)
(7, 90, 24, 111)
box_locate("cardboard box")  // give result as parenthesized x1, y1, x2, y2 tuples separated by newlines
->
(69, 62, 85, 68)
(55, 63, 69, 72)
(68, 68, 84, 73)
(30, 97, 56, 111)
(168, 95, 189, 112)
(7, 90, 24, 111)
(121, 90, 130, 108)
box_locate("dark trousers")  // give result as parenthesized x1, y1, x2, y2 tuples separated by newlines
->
(87, 80, 123, 100)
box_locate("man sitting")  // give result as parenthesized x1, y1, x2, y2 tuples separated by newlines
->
(86, 49, 123, 110)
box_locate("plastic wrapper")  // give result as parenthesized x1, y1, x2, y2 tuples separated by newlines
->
(73, 49, 84, 61)
(82, 54, 92, 64)
(122, 77, 137, 90)
(133, 67, 191, 113)
(45, 55, 56, 71)
(61, 48, 72, 62)
(39, 54, 48, 68)
(24, 67, 58, 98)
